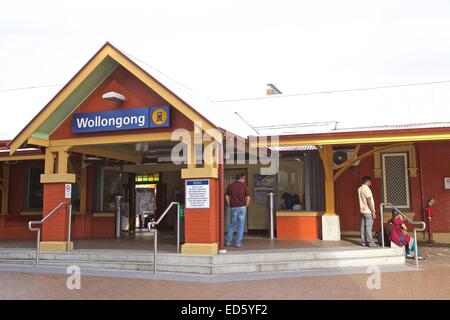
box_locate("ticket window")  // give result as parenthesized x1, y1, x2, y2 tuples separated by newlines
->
(278, 158, 305, 211)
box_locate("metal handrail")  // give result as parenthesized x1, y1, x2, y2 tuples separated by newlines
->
(28, 202, 73, 268)
(380, 202, 426, 267)
(147, 201, 180, 274)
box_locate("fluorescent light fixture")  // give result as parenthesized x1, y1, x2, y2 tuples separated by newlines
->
(102, 91, 126, 102)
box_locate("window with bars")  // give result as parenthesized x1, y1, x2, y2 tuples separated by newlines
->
(381, 153, 410, 209)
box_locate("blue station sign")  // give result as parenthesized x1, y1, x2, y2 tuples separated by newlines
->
(72, 106, 170, 133)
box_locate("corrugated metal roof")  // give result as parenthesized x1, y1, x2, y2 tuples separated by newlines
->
(217, 80, 450, 137)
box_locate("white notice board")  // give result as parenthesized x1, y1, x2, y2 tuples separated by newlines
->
(445, 177, 450, 189)
(185, 179, 210, 208)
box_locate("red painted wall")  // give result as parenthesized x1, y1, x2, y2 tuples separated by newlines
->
(72, 214, 115, 239)
(417, 142, 450, 232)
(8, 162, 26, 215)
(51, 66, 193, 140)
(41, 183, 70, 241)
(336, 142, 450, 233)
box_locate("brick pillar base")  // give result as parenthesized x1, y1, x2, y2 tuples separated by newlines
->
(41, 183, 73, 252)
(182, 178, 219, 255)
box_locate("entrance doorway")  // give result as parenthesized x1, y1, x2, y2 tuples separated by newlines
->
(135, 183, 156, 230)
(224, 169, 249, 234)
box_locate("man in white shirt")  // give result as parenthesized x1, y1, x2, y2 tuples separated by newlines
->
(358, 176, 377, 247)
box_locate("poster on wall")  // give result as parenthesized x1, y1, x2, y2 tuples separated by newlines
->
(253, 174, 276, 205)
(185, 179, 210, 208)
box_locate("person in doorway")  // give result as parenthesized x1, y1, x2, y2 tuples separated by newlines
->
(389, 210, 423, 260)
(225, 173, 251, 248)
(358, 176, 377, 247)
(281, 192, 295, 210)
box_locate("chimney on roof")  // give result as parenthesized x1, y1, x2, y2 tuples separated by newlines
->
(266, 83, 282, 95)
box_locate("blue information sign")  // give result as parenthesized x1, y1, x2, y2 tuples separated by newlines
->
(72, 106, 170, 133)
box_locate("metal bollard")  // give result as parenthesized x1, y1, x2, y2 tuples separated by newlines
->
(115, 195, 123, 239)
(268, 192, 274, 239)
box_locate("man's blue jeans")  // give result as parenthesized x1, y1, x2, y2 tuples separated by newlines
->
(226, 206, 246, 246)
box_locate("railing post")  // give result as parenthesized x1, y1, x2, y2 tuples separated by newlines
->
(268, 192, 274, 239)
(153, 229, 158, 274)
(67, 204, 72, 252)
(414, 228, 419, 267)
(380, 203, 385, 248)
(176, 203, 180, 254)
(36, 229, 40, 268)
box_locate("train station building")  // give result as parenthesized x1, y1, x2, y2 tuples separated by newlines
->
(1, 42, 450, 257)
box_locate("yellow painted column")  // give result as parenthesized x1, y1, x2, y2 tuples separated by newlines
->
(318, 145, 341, 240)
(40, 147, 76, 252)
(321, 145, 336, 216)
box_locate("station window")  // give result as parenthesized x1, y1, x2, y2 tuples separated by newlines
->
(382, 152, 411, 209)
(277, 158, 305, 210)
(25, 166, 44, 210)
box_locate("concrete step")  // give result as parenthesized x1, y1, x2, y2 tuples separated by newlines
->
(0, 247, 405, 275)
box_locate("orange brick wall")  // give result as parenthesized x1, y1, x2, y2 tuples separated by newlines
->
(184, 178, 219, 243)
(72, 214, 115, 238)
(0, 215, 36, 239)
(41, 183, 70, 241)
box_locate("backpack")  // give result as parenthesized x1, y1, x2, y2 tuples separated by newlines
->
(375, 226, 391, 247)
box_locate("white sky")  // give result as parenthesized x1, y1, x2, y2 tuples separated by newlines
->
(1, 0, 450, 140)
(2, 0, 450, 101)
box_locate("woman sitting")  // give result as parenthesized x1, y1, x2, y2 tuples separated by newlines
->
(388, 210, 423, 260)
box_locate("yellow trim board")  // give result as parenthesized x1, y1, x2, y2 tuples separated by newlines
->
(181, 166, 218, 179)
(253, 132, 450, 147)
(72, 145, 142, 163)
(27, 137, 50, 147)
(40, 241, 74, 253)
(49, 131, 181, 147)
(276, 211, 322, 217)
(40, 173, 76, 184)
(181, 243, 218, 255)
(0, 154, 45, 162)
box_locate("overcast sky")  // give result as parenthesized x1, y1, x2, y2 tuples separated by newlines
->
(1, 0, 450, 101)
